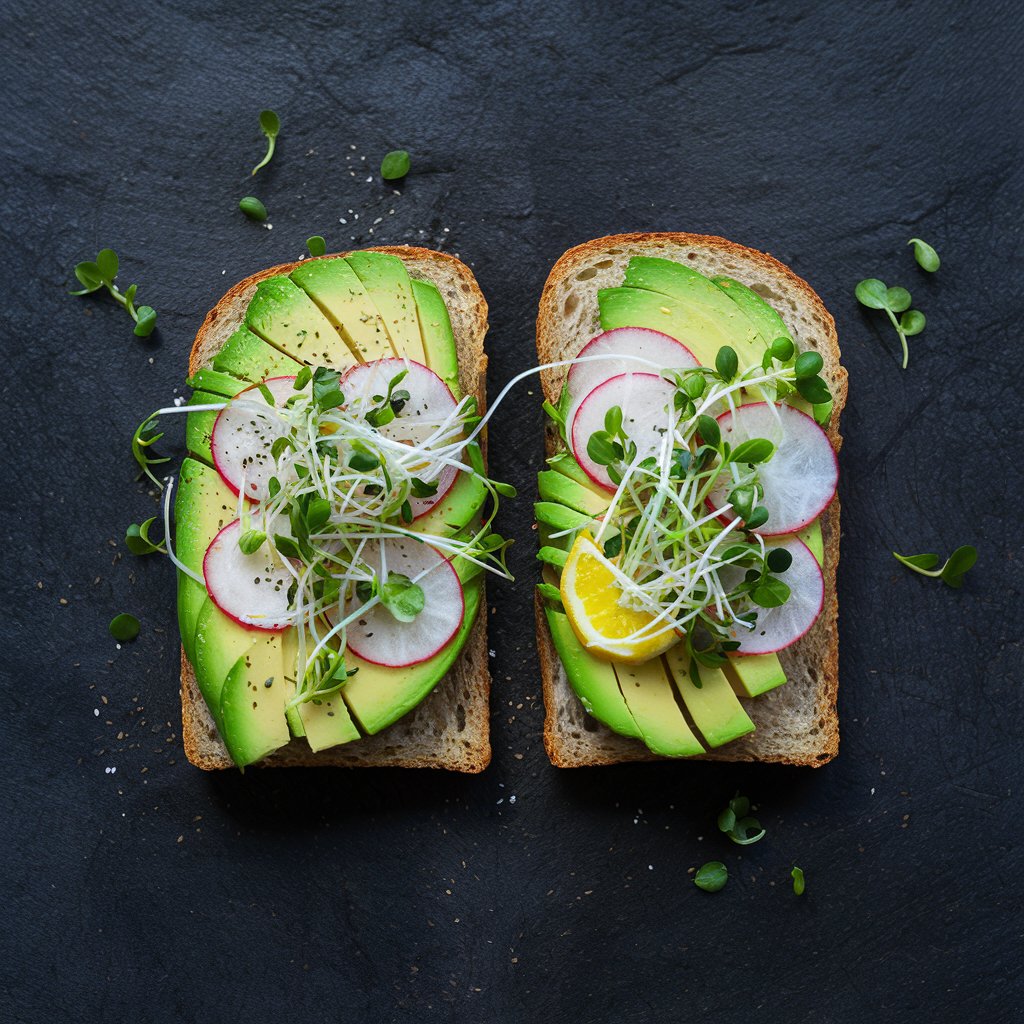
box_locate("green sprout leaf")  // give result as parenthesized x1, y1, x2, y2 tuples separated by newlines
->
(885, 286, 912, 313)
(791, 866, 806, 895)
(293, 366, 313, 390)
(694, 862, 728, 892)
(854, 278, 890, 310)
(751, 576, 790, 608)
(306, 235, 326, 257)
(744, 506, 769, 530)
(109, 613, 140, 642)
(908, 237, 940, 272)
(131, 413, 171, 487)
(380, 149, 411, 181)
(766, 547, 793, 574)
(715, 345, 738, 382)
(697, 414, 720, 447)
(717, 794, 766, 845)
(70, 248, 157, 337)
(125, 517, 167, 555)
(900, 309, 926, 336)
(71, 262, 103, 294)
(239, 196, 268, 221)
(795, 374, 832, 405)
(893, 546, 977, 588)
(380, 572, 425, 622)
(794, 351, 824, 379)
(133, 305, 157, 337)
(252, 109, 280, 175)
(770, 336, 795, 361)
(238, 529, 267, 555)
(730, 438, 775, 465)
(96, 248, 119, 281)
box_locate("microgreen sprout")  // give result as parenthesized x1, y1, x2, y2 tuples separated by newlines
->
(694, 862, 728, 892)
(239, 196, 268, 222)
(908, 237, 940, 272)
(70, 248, 157, 337)
(717, 793, 766, 846)
(564, 343, 832, 675)
(855, 278, 926, 369)
(251, 109, 280, 175)
(125, 517, 166, 555)
(893, 545, 977, 589)
(380, 149, 411, 181)
(109, 613, 140, 642)
(306, 235, 326, 257)
(791, 866, 806, 895)
(131, 413, 171, 487)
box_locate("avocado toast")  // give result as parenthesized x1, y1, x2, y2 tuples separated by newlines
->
(175, 247, 499, 771)
(534, 233, 848, 767)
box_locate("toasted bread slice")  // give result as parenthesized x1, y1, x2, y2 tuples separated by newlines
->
(181, 247, 491, 771)
(535, 233, 848, 768)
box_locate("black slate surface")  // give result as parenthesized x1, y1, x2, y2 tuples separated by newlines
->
(2, 1, 1022, 1021)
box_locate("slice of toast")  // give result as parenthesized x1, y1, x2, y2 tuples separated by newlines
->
(534, 233, 849, 768)
(180, 247, 492, 771)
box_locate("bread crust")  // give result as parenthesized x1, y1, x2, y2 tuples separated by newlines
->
(534, 233, 846, 769)
(179, 247, 492, 771)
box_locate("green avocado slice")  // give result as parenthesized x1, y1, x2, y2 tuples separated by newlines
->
(614, 657, 705, 757)
(290, 257, 394, 362)
(212, 326, 302, 383)
(341, 578, 483, 735)
(174, 458, 236, 662)
(543, 607, 641, 739)
(600, 284, 761, 371)
(246, 275, 357, 370)
(186, 367, 248, 399)
(664, 645, 755, 748)
(184, 390, 224, 465)
(345, 252, 426, 363)
(535, 501, 598, 534)
(414, 463, 489, 538)
(411, 278, 460, 394)
(537, 471, 609, 517)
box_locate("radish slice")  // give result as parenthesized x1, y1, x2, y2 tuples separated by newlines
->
(211, 376, 297, 501)
(571, 373, 677, 491)
(711, 403, 838, 535)
(203, 519, 294, 632)
(722, 537, 824, 655)
(565, 328, 698, 438)
(342, 359, 460, 518)
(344, 538, 464, 667)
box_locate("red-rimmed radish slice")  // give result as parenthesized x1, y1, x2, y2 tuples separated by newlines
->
(711, 402, 838, 536)
(565, 328, 698, 435)
(342, 359, 460, 518)
(571, 372, 677, 491)
(723, 536, 824, 655)
(203, 519, 295, 632)
(344, 538, 464, 667)
(211, 376, 297, 501)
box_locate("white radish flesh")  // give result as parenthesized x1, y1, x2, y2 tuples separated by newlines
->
(565, 328, 698, 438)
(342, 359, 460, 517)
(203, 519, 295, 632)
(711, 402, 838, 535)
(344, 538, 464, 667)
(571, 372, 677, 491)
(211, 376, 297, 501)
(723, 536, 824, 655)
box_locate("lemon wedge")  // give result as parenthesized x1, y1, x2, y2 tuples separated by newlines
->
(560, 530, 679, 664)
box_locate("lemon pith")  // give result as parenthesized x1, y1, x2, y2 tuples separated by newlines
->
(560, 531, 679, 664)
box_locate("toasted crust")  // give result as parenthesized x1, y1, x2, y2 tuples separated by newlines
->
(180, 247, 491, 772)
(534, 233, 847, 769)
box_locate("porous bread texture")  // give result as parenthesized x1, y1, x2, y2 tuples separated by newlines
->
(535, 233, 848, 769)
(181, 247, 491, 771)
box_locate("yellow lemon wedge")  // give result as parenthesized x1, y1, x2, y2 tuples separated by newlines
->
(560, 530, 679, 664)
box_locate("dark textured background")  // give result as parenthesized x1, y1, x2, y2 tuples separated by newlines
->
(2, 1, 1022, 1021)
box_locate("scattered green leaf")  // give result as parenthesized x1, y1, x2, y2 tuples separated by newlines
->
(694, 861, 728, 892)
(791, 865, 806, 895)
(125, 517, 166, 555)
(380, 572, 425, 622)
(252, 109, 280, 175)
(239, 196, 268, 221)
(908, 237, 940, 272)
(109, 613, 140, 642)
(893, 545, 977, 588)
(855, 276, 926, 369)
(380, 149, 411, 181)
(306, 235, 326, 257)
(69, 248, 157, 337)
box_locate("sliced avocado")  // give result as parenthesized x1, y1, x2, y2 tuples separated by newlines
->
(537, 471, 609, 517)
(414, 465, 488, 537)
(246, 275, 357, 370)
(535, 501, 597, 533)
(285, 704, 306, 738)
(537, 545, 568, 570)
(345, 252, 425, 363)
(290, 257, 394, 362)
(797, 519, 824, 564)
(663, 645, 755, 748)
(192, 599, 247, 731)
(212, 326, 302, 383)
(411, 278, 460, 394)
(175, 458, 235, 662)
(219, 628, 296, 767)
(725, 653, 787, 697)
(295, 690, 360, 752)
(341, 579, 483, 734)
(543, 608, 641, 739)
(712, 276, 789, 349)
(184, 390, 223, 465)
(186, 367, 248, 399)
(600, 285, 761, 371)
(614, 658, 705, 757)
(548, 452, 602, 491)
